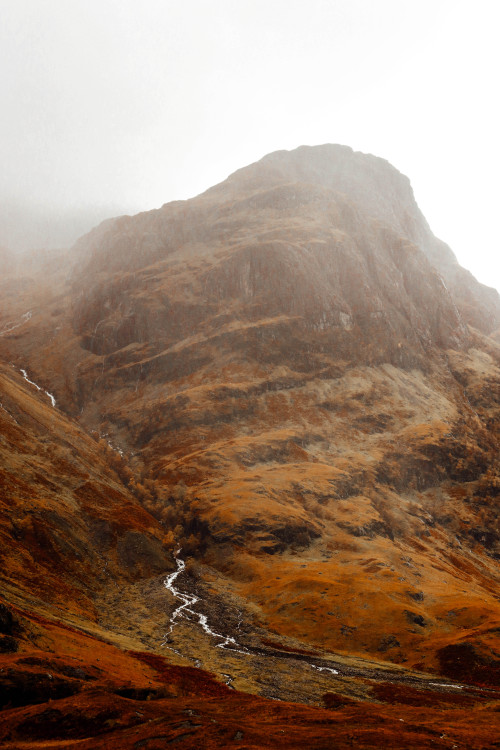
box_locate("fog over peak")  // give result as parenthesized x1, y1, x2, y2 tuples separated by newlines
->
(1, 0, 499, 289)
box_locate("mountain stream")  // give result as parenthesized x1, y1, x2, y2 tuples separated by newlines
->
(162, 550, 248, 655)
(159, 551, 485, 701)
(20, 367, 56, 407)
(0, 310, 32, 337)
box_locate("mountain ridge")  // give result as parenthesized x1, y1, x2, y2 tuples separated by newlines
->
(72, 144, 500, 336)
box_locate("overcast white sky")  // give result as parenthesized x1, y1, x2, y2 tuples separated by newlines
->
(1, 0, 499, 291)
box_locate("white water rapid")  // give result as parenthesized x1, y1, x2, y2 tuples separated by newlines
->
(162, 550, 248, 655)
(20, 368, 56, 407)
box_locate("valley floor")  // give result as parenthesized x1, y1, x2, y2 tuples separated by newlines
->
(2, 554, 500, 750)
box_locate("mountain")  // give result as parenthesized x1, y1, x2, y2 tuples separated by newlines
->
(1, 145, 499, 747)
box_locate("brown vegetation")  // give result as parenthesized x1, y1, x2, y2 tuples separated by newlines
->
(0, 145, 499, 746)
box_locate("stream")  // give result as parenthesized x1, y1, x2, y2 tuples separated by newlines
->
(161, 551, 485, 699)
(162, 550, 248, 655)
(20, 367, 56, 407)
(0, 310, 32, 337)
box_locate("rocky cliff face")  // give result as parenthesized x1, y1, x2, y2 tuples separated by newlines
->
(1, 145, 499, 746)
(72, 144, 500, 338)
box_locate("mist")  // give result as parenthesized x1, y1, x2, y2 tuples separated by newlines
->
(1, 0, 499, 291)
(0, 199, 130, 254)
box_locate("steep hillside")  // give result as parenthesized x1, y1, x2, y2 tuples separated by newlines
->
(0, 359, 173, 617)
(1, 144, 499, 746)
(61, 146, 500, 668)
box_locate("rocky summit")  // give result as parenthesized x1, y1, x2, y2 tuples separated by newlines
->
(1, 144, 499, 748)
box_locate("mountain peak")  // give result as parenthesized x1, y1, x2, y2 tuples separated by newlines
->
(207, 143, 419, 234)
